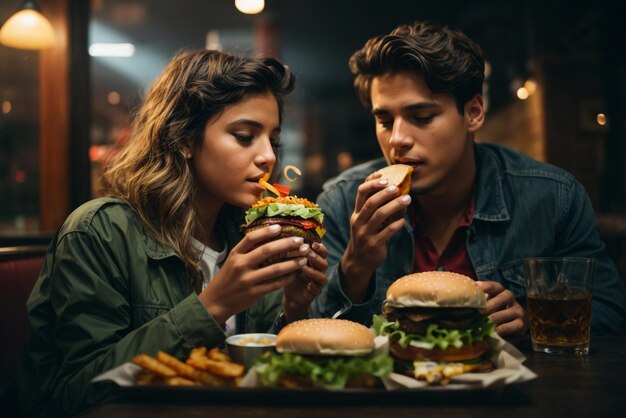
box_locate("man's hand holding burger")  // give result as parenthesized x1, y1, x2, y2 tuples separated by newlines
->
(341, 164, 413, 303)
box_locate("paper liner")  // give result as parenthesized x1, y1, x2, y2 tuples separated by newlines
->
(92, 334, 536, 391)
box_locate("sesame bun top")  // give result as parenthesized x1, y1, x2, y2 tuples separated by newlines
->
(276, 318, 374, 356)
(385, 271, 486, 309)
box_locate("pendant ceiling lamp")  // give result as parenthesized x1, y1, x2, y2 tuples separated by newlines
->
(0, 0, 56, 50)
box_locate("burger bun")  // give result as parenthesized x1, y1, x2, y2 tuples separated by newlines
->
(277, 318, 375, 356)
(386, 271, 487, 309)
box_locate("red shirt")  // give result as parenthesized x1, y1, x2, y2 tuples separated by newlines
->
(411, 194, 476, 278)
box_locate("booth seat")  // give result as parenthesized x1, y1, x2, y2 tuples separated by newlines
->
(0, 246, 47, 387)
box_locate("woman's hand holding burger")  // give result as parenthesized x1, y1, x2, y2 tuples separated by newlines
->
(341, 164, 413, 303)
(241, 186, 330, 324)
(282, 241, 329, 322)
(200, 224, 312, 325)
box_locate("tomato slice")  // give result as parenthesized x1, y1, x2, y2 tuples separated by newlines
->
(297, 219, 318, 229)
(273, 183, 291, 197)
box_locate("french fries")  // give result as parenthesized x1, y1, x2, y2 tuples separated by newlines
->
(258, 173, 281, 197)
(206, 347, 231, 362)
(132, 353, 177, 377)
(187, 355, 245, 378)
(283, 165, 302, 182)
(131, 347, 244, 387)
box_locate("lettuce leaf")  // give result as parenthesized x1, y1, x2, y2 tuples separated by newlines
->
(245, 203, 324, 225)
(253, 351, 393, 389)
(372, 313, 494, 350)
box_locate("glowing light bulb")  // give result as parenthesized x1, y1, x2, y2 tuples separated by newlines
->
(235, 0, 264, 14)
(516, 87, 529, 100)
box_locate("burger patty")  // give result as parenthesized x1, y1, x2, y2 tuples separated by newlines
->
(383, 305, 481, 335)
(247, 216, 320, 230)
(389, 339, 491, 363)
(244, 217, 321, 243)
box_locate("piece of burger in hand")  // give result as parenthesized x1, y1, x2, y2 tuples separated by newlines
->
(253, 318, 393, 388)
(375, 164, 413, 228)
(376, 164, 413, 195)
(373, 271, 495, 384)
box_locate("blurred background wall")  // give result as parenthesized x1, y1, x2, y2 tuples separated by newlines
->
(1, 0, 625, 244)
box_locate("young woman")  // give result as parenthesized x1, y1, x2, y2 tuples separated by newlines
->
(16, 50, 328, 418)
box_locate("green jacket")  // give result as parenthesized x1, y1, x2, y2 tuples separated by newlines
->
(16, 197, 283, 417)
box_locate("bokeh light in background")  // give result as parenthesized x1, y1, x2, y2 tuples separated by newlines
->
(107, 91, 121, 105)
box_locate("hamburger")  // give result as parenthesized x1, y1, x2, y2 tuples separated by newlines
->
(253, 318, 393, 388)
(243, 195, 326, 260)
(373, 272, 495, 382)
(377, 164, 413, 195)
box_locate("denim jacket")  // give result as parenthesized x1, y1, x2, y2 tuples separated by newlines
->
(16, 197, 284, 418)
(312, 143, 626, 335)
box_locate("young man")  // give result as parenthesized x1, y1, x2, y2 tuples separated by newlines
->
(312, 21, 626, 338)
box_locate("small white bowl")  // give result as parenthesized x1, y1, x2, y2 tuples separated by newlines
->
(225, 333, 277, 369)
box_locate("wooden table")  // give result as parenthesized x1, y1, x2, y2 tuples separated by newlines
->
(80, 336, 626, 418)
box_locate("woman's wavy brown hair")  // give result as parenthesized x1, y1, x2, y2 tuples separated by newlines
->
(349, 21, 484, 113)
(103, 50, 295, 289)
